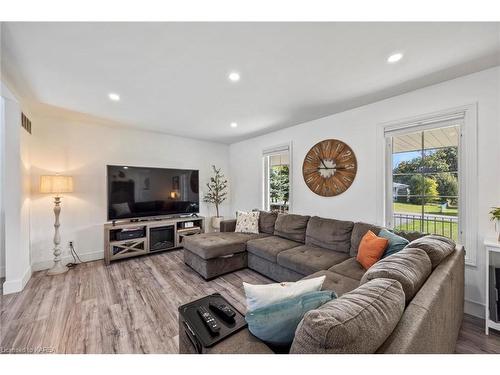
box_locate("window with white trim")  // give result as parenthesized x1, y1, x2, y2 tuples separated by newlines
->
(384, 107, 479, 266)
(387, 121, 461, 241)
(263, 144, 291, 213)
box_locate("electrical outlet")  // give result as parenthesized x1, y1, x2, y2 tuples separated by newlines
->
(69, 241, 74, 247)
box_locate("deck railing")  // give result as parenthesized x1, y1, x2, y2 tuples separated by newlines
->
(393, 212, 458, 240)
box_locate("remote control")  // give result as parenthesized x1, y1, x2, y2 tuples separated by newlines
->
(209, 302, 236, 322)
(197, 306, 220, 335)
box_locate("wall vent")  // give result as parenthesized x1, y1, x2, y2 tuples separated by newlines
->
(21, 113, 32, 134)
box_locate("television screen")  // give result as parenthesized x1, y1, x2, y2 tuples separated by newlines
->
(107, 165, 199, 220)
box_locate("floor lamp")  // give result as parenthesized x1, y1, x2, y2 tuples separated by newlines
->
(40, 175, 74, 275)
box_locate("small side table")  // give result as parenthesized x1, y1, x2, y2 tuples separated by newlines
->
(178, 293, 247, 353)
(484, 238, 500, 335)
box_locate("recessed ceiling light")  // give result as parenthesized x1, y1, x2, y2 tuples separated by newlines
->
(228, 72, 240, 82)
(108, 93, 120, 101)
(387, 52, 403, 64)
(230, 122, 238, 128)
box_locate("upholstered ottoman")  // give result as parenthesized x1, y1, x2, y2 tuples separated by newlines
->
(182, 232, 268, 279)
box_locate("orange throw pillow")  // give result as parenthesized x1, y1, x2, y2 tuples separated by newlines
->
(356, 230, 389, 270)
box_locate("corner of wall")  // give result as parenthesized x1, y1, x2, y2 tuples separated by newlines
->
(464, 298, 485, 319)
(2, 265, 31, 294)
(2, 79, 33, 294)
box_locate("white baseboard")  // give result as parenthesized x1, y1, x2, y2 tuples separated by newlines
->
(2, 266, 32, 294)
(31, 250, 104, 272)
(464, 298, 484, 319)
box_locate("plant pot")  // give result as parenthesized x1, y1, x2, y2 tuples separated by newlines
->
(211, 216, 224, 231)
(496, 219, 500, 242)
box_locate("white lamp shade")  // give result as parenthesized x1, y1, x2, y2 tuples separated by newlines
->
(40, 175, 74, 194)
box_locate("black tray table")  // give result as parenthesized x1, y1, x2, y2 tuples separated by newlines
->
(178, 293, 247, 353)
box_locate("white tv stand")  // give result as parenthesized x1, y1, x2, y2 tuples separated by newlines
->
(104, 215, 205, 265)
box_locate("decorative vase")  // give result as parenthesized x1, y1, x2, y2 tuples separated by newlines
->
(211, 216, 224, 231)
(496, 219, 500, 242)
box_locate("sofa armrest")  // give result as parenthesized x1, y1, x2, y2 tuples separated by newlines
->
(220, 219, 237, 232)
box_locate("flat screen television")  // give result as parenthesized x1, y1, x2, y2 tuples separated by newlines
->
(107, 165, 199, 220)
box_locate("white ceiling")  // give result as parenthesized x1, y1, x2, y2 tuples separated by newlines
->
(1, 22, 499, 144)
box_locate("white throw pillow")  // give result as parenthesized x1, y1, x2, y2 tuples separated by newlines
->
(243, 276, 326, 312)
(235, 210, 260, 234)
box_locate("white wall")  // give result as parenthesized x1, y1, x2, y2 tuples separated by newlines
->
(0, 96, 5, 278)
(28, 114, 230, 270)
(1, 82, 32, 293)
(229, 66, 500, 317)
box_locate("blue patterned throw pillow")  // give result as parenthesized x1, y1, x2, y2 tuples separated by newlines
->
(245, 290, 336, 347)
(379, 229, 409, 258)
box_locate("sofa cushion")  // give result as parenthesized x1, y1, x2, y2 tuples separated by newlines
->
(181, 328, 274, 354)
(406, 235, 456, 268)
(360, 248, 432, 303)
(274, 213, 310, 243)
(290, 278, 405, 354)
(277, 245, 349, 276)
(259, 211, 278, 235)
(247, 236, 301, 263)
(182, 232, 268, 260)
(220, 219, 237, 232)
(328, 257, 366, 281)
(305, 216, 354, 253)
(302, 270, 360, 296)
(393, 230, 427, 242)
(248, 253, 304, 282)
(349, 222, 383, 257)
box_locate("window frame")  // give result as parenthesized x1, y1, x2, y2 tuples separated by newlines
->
(387, 126, 461, 240)
(262, 142, 293, 213)
(379, 104, 478, 266)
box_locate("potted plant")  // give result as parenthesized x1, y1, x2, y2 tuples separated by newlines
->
(490, 207, 500, 241)
(203, 165, 228, 231)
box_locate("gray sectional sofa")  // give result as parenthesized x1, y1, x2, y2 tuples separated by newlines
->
(181, 212, 464, 354)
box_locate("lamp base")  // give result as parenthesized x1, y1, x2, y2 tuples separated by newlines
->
(47, 262, 69, 275)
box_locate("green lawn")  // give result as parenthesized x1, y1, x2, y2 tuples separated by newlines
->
(393, 202, 458, 216)
(394, 219, 458, 241)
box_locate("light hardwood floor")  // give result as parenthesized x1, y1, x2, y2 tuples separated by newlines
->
(1, 250, 499, 354)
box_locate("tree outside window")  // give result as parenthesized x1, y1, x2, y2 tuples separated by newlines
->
(264, 150, 290, 213)
(391, 126, 460, 240)
(269, 165, 289, 212)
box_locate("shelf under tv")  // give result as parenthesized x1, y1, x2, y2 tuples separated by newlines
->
(104, 216, 205, 265)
